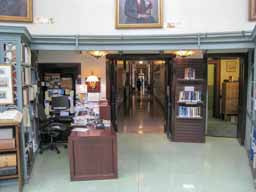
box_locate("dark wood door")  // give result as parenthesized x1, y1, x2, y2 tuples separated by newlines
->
(107, 59, 118, 132)
(165, 59, 173, 138)
(237, 54, 249, 145)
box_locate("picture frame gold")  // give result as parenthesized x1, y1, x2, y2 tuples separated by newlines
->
(249, 0, 256, 21)
(0, 0, 33, 22)
(226, 61, 237, 72)
(116, 0, 163, 29)
(0, 64, 14, 105)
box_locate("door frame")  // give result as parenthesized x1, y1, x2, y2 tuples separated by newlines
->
(106, 54, 175, 134)
(207, 53, 248, 145)
(207, 59, 221, 118)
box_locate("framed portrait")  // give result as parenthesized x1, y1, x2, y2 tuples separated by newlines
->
(0, 65, 14, 105)
(116, 0, 163, 29)
(249, 0, 256, 21)
(226, 60, 237, 72)
(0, 0, 33, 22)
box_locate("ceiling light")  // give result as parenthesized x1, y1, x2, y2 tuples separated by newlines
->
(176, 50, 194, 57)
(139, 61, 143, 64)
(87, 51, 107, 59)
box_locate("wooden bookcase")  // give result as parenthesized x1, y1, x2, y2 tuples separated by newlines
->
(172, 58, 207, 143)
(0, 123, 23, 192)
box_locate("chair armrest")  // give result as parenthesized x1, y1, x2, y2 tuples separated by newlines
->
(49, 122, 67, 131)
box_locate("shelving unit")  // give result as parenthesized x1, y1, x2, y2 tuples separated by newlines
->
(0, 34, 39, 184)
(171, 58, 207, 143)
(41, 72, 75, 118)
(0, 123, 22, 192)
(21, 44, 39, 179)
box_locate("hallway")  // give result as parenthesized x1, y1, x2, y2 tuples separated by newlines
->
(117, 93, 165, 134)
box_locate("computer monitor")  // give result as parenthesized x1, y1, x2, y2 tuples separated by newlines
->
(52, 96, 70, 110)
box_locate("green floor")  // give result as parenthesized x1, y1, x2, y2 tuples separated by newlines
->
(207, 110, 237, 138)
(1, 134, 255, 192)
(207, 116, 237, 138)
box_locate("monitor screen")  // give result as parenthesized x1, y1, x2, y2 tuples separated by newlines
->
(52, 96, 70, 110)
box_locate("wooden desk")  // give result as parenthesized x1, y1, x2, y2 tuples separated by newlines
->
(68, 129, 117, 181)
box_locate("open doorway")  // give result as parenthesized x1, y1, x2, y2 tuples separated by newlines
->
(207, 56, 243, 138)
(106, 54, 174, 136)
(117, 60, 164, 134)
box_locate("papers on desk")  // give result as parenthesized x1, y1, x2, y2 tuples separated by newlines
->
(0, 110, 23, 124)
(72, 128, 89, 132)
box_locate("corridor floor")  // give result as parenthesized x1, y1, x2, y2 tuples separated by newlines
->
(1, 134, 255, 192)
(117, 94, 165, 134)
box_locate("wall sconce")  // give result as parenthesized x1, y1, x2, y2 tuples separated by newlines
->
(175, 50, 194, 57)
(87, 51, 108, 59)
(86, 73, 100, 90)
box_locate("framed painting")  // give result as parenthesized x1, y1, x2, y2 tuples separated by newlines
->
(0, 65, 14, 105)
(249, 0, 256, 21)
(0, 0, 33, 22)
(226, 60, 237, 72)
(116, 0, 163, 29)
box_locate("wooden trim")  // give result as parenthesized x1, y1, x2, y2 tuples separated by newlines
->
(106, 54, 175, 60)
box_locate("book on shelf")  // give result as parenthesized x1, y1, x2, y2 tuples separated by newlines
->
(24, 68, 31, 85)
(0, 110, 23, 124)
(23, 89, 29, 106)
(0, 154, 17, 168)
(184, 67, 196, 80)
(4, 43, 16, 64)
(179, 90, 202, 103)
(22, 107, 31, 128)
(0, 166, 17, 176)
(23, 46, 31, 65)
(178, 106, 201, 118)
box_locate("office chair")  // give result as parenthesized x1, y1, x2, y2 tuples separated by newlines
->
(38, 104, 67, 154)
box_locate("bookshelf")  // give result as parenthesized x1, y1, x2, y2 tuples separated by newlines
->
(20, 44, 39, 179)
(172, 58, 207, 143)
(41, 72, 75, 118)
(0, 123, 22, 192)
(1, 40, 39, 182)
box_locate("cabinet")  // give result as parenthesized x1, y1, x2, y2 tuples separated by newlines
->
(222, 81, 239, 116)
(171, 58, 207, 143)
(68, 129, 117, 181)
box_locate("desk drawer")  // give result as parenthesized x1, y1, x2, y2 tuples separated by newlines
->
(0, 139, 15, 150)
(0, 154, 16, 168)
